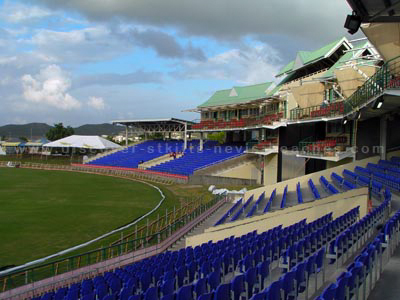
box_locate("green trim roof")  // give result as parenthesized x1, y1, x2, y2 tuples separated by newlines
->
(276, 37, 348, 77)
(318, 41, 377, 79)
(198, 82, 274, 108)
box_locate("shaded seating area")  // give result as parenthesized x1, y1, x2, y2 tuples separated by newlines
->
(32, 207, 367, 300)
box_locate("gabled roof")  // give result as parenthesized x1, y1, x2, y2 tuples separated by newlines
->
(276, 37, 351, 77)
(318, 41, 379, 79)
(198, 82, 274, 108)
(44, 135, 121, 150)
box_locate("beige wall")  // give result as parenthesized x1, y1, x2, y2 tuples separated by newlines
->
(335, 66, 377, 98)
(246, 155, 380, 200)
(264, 153, 278, 185)
(362, 23, 400, 62)
(186, 188, 368, 247)
(326, 157, 354, 169)
(291, 82, 325, 108)
(216, 160, 261, 182)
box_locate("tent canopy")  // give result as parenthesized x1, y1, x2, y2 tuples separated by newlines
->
(44, 135, 121, 150)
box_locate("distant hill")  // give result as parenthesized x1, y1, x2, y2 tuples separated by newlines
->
(0, 123, 124, 140)
(74, 123, 124, 136)
(0, 123, 52, 139)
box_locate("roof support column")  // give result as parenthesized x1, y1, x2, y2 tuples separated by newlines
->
(200, 132, 204, 151)
(184, 122, 187, 150)
(380, 115, 387, 160)
(125, 125, 129, 147)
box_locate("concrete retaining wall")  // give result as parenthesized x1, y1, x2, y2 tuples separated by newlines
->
(188, 175, 257, 186)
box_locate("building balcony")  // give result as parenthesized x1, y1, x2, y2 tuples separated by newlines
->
(191, 112, 284, 131)
(289, 55, 400, 123)
(245, 139, 279, 155)
(296, 137, 354, 161)
(290, 101, 346, 121)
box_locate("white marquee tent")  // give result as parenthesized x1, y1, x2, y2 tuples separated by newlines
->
(43, 135, 121, 150)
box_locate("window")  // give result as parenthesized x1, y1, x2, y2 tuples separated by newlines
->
(201, 112, 209, 119)
(324, 88, 338, 103)
(213, 111, 218, 120)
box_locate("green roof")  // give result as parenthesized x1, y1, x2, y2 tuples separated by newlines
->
(198, 82, 273, 108)
(318, 41, 376, 79)
(276, 37, 348, 77)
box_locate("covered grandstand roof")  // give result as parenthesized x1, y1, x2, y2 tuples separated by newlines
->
(44, 135, 121, 150)
(112, 118, 194, 133)
(317, 41, 380, 79)
(276, 37, 352, 77)
(197, 82, 277, 109)
(346, 0, 400, 23)
(112, 118, 194, 126)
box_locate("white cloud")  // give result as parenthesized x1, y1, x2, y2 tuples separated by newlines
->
(21, 64, 82, 110)
(87, 96, 105, 110)
(30, 26, 133, 63)
(34, 0, 351, 43)
(1, 1, 52, 23)
(174, 43, 281, 84)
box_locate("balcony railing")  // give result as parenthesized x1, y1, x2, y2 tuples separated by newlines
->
(290, 101, 347, 121)
(290, 55, 400, 121)
(346, 55, 400, 109)
(192, 111, 284, 130)
(298, 136, 349, 157)
(246, 138, 278, 153)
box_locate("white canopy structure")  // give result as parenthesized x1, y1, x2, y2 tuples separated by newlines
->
(43, 135, 121, 150)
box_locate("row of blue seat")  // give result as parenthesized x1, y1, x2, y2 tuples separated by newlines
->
(213, 198, 243, 227)
(308, 179, 321, 200)
(247, 208, 361, 300)
(89, 140, 194, 169)
(33, 211, 337, 300)
(246, 192, 266, 218)
(263, 189, 276, 213)
(149, 143, 244, 176)
(318, 200, 394, 300)
(230, 195, 253, 222)
(330, 172, 357, 191)
(296, 183, 303, 204)
(280, 186, 288, 209)
(320, 176, 339, 195)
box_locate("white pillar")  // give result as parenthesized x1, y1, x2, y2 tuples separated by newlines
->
(184, 123, 188, 150)
(125, 126, 129, 147)
(380, 116, 387, 160)
(200, 132, 204, 151)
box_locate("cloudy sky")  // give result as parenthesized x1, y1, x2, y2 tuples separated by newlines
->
(0, 0, 356, 126)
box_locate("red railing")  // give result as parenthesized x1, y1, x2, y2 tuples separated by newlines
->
(192, 112, 283, 130)
(253, 138, 278, 150)
(71, 164, 189, 180)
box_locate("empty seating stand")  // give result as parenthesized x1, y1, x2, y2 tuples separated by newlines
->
(35, 205, 371, 300)
(149, 142, 245, 176)
(89, 140, 191, 169)
(317, 200, 395, 300)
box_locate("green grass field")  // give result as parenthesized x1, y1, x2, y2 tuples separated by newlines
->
(0, 168, 166, 267)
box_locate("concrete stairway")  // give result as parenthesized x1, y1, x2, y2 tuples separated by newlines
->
(169, 201, 235, 251)
(194, 154, 256, 176)
(140, 153, 184, 169)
